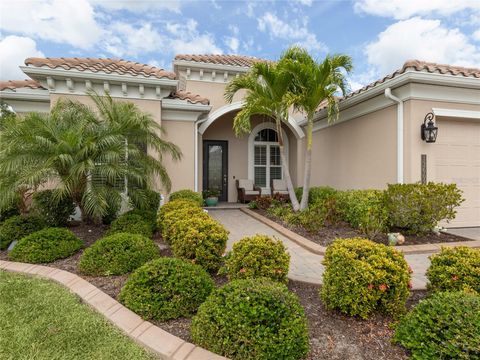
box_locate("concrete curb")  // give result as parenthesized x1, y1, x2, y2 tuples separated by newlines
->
(0, 260, 227, 360)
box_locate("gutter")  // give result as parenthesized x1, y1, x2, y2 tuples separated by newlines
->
(384, 88, 404, 184)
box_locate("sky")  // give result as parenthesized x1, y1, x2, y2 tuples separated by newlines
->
(0, 0, 479, 91)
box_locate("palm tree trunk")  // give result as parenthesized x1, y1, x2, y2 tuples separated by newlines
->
(300, 118, 313, 210)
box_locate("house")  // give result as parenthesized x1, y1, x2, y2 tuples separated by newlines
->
(0, 56, 479, 227)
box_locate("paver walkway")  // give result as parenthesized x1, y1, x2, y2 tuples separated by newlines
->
(209, 209, 431, 289)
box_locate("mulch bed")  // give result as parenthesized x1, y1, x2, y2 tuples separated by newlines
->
(254, 208, 472, 247)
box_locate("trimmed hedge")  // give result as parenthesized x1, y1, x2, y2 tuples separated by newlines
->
(123, 209, 157, 232)
(427, 246, 480, 293)
(162, 207, 208, 243)
(295, 186, 337, 205)
(394, 291, 480, 359)
(157, 199, 201, 233)
(9, 228, 83, 263)
(78, 233, 159, 276)
(31, 190, 76, 227)
(169, 189, 203, 206)
(223, 235, 290, 283)
(0, 215, 46, 250)
(321, 238, 411, 318)
(191, 278, 309, 360)
(119, 258, 214, 321)
(106, 213, 153, 238)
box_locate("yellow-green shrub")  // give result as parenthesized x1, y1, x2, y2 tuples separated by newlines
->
(169, 189, 203, 206)
(157, 199, 201, 232)
(162, 207, 208, 243)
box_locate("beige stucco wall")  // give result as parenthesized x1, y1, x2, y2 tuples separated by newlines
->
(184, 80, 246, 112)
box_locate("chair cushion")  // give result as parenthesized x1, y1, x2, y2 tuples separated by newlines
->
(245, 190, 260, 195)
(238, 179, 254, 191)
(274, 190, 289, 195)
(272, 179, 287, 191)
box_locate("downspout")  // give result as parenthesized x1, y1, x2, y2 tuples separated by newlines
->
(384, 88, 404, 184)
(194, 117, 208, 192)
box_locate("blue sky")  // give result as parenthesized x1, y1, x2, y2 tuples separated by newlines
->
(1, 0, 479, 90)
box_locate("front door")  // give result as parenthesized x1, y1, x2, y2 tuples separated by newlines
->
(203, 140, 228, 202)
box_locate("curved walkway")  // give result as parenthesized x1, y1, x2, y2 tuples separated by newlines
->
(209, 209, 431, 290)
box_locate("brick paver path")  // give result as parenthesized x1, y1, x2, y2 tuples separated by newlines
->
(209, 209, 431, 289)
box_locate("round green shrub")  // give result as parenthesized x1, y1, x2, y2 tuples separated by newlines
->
(394, 291, 480, 359)
(31, 189, 76, 227)
(169, 189, 203, 206)
(170, 216, 228, 272)
(191, 278, 309, 360)
(124, 209, 157, 232)
(162, 207, 208, 243)
(9, 228, 83, 263)
(78, 233, 159, 276)
(427, 246, 480, 294)
(0, 215, 46, 250)
(119, 257, 214, 321)
(223, 235, 290, 283)
(157, 199, 201, 232)
(106, 213, 153, 238)
(321, 238, 411, 319)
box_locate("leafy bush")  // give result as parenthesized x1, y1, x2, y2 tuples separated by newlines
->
(222, 235, 290, 283)
(247, 200, 258, 209)
(9, 228, 83, 263)
(169, 189, 203, 206)
(427, 246, 480, 293)
(170, 216, 228, 271)
(162, 207, 208, 243)
(321, 238, 411, 318)
(102, 196, 121, 225)
(106, 213, 153, 238)
(0, 215, 46, 250)
(31, 190, 76, 227)
(130, 189, 161, 214)
(79, 233, 159, 276)
(295, 186, 337, 205)
(157, 199, 201, 232)
(0, 200, 20, 223)
(393, 291, 480, 360)
(385, 182, 464, 234)
(191, 278, 309, 360)
(288, 204, 328, 232)
(254, 194, 286, 210)
(123, 209, 157, 232)
(336, 190, 387, 238)
(119, 257, 214, 321)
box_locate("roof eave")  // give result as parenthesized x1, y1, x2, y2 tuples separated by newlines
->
(173, 59, 251, 73)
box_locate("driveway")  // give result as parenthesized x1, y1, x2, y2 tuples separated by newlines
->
(448, 227, 480, 241)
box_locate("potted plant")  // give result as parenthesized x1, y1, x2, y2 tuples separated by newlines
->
(203, 189, 220, 207)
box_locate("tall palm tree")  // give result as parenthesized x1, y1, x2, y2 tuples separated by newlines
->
(224, 61, 301, 211)
(0, 92, 181, 221)
(280, 47, 353, 210)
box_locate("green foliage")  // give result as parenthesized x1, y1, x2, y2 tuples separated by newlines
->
(162, 207, 208, 243)
(321, 238, 411, 319)
(394, 291, 480, 360)
(106, 213, 153, 238)
(295, 186, 337, 205)
(124, 209, 157, 232)
(119, 258, 214, 321)
(130, 189, 161, 214)
(222, 235, 290, 283)
(169, 189, 203, 206)
(427, 247, 480, 294)
(157, 199, 201, 233)
(31, 190, 76, 227)
(79, 233, 159, 276)
(0, 192, 20, 222)
(102, 196, 121, 225)
(0, 215, 46, 250)
(170, 216, 228, 271)
(191, 278, 309, 360)
(9, 227, 83, 263)
(247, 200, 258, 209)
(385, 182, 464, 234)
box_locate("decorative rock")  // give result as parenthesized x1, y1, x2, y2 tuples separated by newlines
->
(388, 232, 405, 246)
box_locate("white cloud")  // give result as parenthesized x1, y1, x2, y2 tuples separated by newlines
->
(225, 37, 240, 53)
(165, 19, 222, 54)
(473, 29, 480, 41)
(88, 0, 182, 13)
(292, 0, 313, 5)
(0, 36, 44, 79)
(365, 17, 480, 75)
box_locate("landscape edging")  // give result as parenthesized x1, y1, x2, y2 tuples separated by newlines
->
(0, 260, 227, 360)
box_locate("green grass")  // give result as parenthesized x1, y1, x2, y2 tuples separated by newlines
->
(0, 271, 158, 360)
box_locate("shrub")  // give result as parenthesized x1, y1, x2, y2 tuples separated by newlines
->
(31, 190, 76, 227)
(169, 189, 203, 206)
(119, 258, 214, 321)
(162, 207, 208, 243)
(191, 278, 309, 360)
(102, 196, 121, 225)
(222, 235, 290, 283)
(9, 228, 83, 263)
(106, 213, 153, 238)
(426, 246, 480, 293)
(0, 215, 46, 250)
(130, 189, 161, 214)
(336, 190, 387, 238)
(123, 209, 157, 232)
(321, 238, 411, 318)
(385, 182, 464, 234)
(79, 233, 159, 276)
(393, 291, 480, 360)
(288, 204, 327, 232)
(0, 201, 20, 223)
(170, 216, 228, 271)
(295, 186, 337, 205)
(157, 199, 201, 232)
(254, 193, 286, 210)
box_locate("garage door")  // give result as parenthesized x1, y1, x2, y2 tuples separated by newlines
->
(434, 119, 480, 227)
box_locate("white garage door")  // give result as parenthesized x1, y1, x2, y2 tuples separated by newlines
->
(434, 119, 480, 227)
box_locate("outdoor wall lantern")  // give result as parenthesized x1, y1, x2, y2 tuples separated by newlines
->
(421, 112, 438, 143)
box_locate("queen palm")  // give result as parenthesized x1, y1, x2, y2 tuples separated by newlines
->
(0, 92, 181, 221)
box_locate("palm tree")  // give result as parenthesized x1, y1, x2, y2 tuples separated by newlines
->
(224, 61, 301, 211)
(280, 47, 352, 210)
(0, 92, 181, 221)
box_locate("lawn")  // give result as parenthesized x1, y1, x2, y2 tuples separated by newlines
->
(0, 271, 157, 360)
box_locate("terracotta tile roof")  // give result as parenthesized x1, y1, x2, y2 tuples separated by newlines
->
(174, 54, 266, 67)
(166, 90, 210, 105)
(0, 79, 46, 91)
(24, 57, 176, 80)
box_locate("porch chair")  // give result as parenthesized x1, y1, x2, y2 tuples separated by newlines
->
(236, 179, 261, 203)
(271, 179, 289, 200)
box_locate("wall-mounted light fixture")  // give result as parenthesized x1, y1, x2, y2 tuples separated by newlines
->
(421, 112, 438, 143)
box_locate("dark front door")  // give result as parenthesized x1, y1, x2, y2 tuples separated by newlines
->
(203, 140, 228, 202)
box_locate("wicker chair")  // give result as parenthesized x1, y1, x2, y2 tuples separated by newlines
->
(236, 179, 261, 203)
(271, 179, 289, 200)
